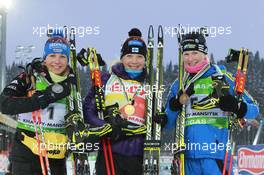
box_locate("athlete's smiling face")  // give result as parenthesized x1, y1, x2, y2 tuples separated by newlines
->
(183, 50, 207, 67)
(44, 53, 68, 76)
(121, 54, 145, 70)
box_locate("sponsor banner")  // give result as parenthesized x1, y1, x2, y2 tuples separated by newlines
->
(237, 144, 264, 175)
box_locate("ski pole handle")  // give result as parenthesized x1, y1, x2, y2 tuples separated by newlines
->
(235, 48, 248, 94)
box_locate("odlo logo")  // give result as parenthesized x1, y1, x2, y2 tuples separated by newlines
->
(48, 150, 61, 155)
(238, 147, 264, 175)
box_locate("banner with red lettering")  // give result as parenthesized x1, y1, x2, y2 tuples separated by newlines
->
(237, 145, 264, 175)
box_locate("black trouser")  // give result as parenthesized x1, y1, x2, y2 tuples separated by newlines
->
(96, 151, 143, 175)
(10, 131, 66, 175)
(11, 160, 66, 175)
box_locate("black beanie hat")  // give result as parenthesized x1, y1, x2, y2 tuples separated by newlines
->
(181, 32, 208, 54)
(120, 28, 147, 59)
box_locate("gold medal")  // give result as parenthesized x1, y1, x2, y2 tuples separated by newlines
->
(179, 92, 189, 105)
(124, 104, 135, 116)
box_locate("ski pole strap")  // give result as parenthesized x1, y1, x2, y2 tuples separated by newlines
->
(227, 48, 249, 129)
(65, 112, 84, 127)
(71, 124, 112, 146)
(121, 124, 147, 136)
(235, 48, 249, 94)
(77, 48, 106, 113)
(225, 48, 249, 95)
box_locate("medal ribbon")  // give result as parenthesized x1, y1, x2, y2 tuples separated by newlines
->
(114, 74, 143, 105)
(182, 64, 211, 91)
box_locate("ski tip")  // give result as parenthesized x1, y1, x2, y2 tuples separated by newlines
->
(148, 25, 154, 38)
(200, 26, 209, 37)
(158, 25, 163, 39)
(69, 28, 76, 41)
(63, 26, 68, 39)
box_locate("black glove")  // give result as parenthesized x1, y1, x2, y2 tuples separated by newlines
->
(31, 57, 46, 74)
(103, 103, 146, 140)
(64, 112, 85, 140)
(153, 112, 168, 128)
(71, 124, 112, 147)
(65, 112, 85, 130)
(68, 123, 112, 153)
(219, 94, 247, 118)
(106, 114, 146, 141)
(105, 114, 127, 140)
(33, 75, 76, 109)
(65, 112, 112, 147)
(103, 103, 120, 120)
(169, 83, 195, 111)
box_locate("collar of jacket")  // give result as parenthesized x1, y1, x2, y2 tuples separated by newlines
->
(111, 63, 146, 83)
(198, 64, 226, 78)
(37, 65, 73, 83)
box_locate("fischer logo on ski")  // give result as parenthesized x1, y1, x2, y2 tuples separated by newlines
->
(143, 25, 164, 175)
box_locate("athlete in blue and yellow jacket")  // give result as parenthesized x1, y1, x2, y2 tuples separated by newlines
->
(165, 32, 259, 175)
